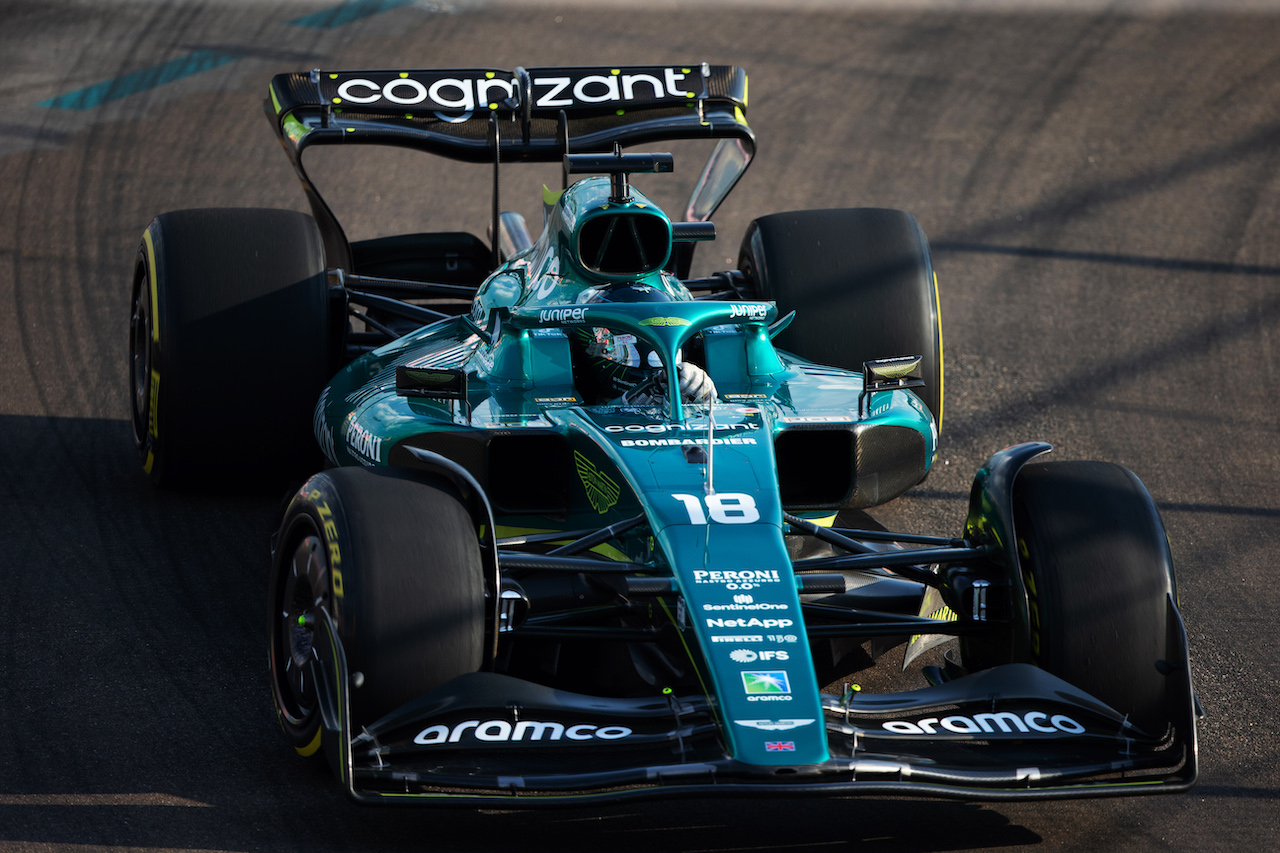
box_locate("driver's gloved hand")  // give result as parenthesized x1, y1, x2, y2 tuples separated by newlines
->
(675, 362, 717, 403)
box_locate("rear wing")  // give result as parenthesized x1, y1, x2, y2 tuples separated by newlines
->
(266, 65, 755, 270)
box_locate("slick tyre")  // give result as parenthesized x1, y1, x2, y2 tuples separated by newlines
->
(1012, 460, 1177, 736)
(270, 466, 485, 755)
(738, 208, 943, 431)
(129, 208, 329, 487)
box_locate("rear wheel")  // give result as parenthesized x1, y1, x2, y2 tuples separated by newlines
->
(269, 466, 485, 755)
(738, 208, 943, 431)
(129, 208, 330, 487)
(1010, 460, 1176, 735)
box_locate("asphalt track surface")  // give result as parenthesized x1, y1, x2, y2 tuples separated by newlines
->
(3, 1, 1280, 850)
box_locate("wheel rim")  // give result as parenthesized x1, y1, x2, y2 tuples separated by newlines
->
(129, 274, 152, 450)
(272, 532, 329, 727)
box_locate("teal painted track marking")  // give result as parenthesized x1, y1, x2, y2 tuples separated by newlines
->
(287, 0, 418, 28)
(37, 50, 242, 110)
(36, 1, 419, 110)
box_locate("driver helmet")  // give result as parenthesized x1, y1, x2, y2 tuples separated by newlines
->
(569, 282, 674, 403)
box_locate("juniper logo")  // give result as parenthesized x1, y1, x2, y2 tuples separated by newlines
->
(539, 306, 586, 324)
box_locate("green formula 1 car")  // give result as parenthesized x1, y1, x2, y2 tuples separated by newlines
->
(128, 64, 1197, 805)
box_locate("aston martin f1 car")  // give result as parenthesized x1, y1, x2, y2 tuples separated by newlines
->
(128, 64, 1197, 805)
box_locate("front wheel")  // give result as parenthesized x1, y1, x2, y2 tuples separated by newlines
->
(269, 466, 486, 756)
(1010, 460, 1177, 735)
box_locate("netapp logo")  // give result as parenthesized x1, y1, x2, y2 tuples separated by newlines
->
(414, 720, 632, 745)
(706, 618, 793, 629)
(880, 711, 1086, 736)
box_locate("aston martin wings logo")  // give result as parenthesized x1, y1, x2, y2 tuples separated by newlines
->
(639, 316, 691, 327)
(574, 451, 621, 514)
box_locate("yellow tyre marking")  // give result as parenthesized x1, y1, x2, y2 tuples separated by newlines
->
(143, 229, 159, 342)
(933, 270, 944, 432)
(296, 726, 322, 757)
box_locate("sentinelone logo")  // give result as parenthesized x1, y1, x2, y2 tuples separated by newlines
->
(329, 68, 698, 112)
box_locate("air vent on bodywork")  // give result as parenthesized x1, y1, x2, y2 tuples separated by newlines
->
(389, 431, 573, 516)
(578, 213, 671, 275)
(487, 434, 572, 514)
(776, 429, 855, 507)
(775, 425, 926, 510)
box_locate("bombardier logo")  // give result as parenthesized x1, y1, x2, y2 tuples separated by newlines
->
(415, 719, 633, 745)
(881, 711, 1086, 736)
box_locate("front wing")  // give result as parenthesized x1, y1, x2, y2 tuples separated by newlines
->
(305, 602, 1197, 807)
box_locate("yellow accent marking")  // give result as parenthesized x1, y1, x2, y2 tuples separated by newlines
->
(542, 185, 563, 206)
(611, 68, 620, 75)
(332, 97, 341, 104)
(328, 74, 337, 79)
(909, 605, 958, 646)
(734, 106, 746, 126)
(682, 68, 691, 73)
(296, 726, 323, 757)
(869, 359, 920, 380)
(639, 316, 691, 327)
(574, 451, 621, 514)
(399, 72, 409, 78)
(743, 73, 749, 107)
(143, 230, 159, 342)
(269, 84, 282, 115)
(143, 450, 154, 475)
(485, 72, 495, 79)
(488, 102, 498, 110)
(493, 526, 629, 562)
(616, 110, 624, 116)
(933, 270, 944, 432)
(148, 369, 160, 440)
(345, 128, 354, 133)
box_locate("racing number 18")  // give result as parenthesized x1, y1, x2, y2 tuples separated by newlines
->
(672, 493, 760, 524)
